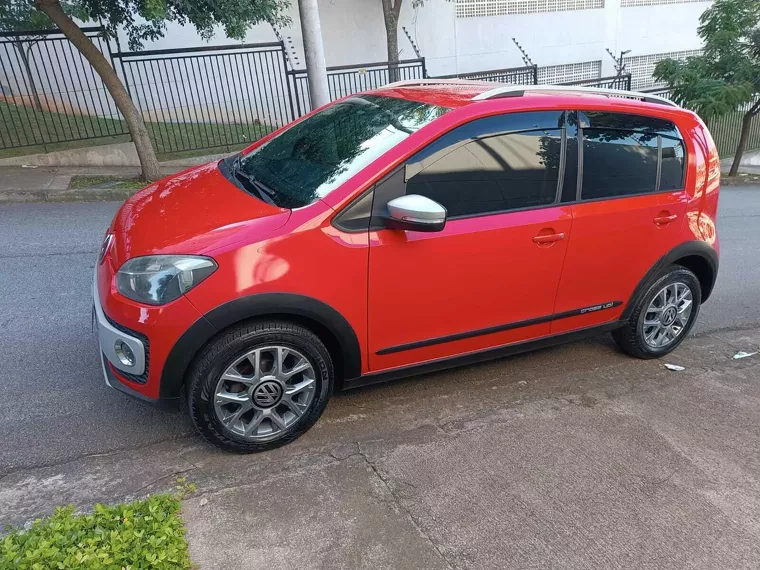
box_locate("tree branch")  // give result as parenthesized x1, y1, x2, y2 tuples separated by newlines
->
(392, 0, 403, 19)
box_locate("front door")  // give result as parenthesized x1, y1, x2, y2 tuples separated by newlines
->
(366, 112, 574, 372)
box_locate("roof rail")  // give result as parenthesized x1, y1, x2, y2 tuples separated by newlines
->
(472, 84, 679, 108)
(382, 78, 499, 89)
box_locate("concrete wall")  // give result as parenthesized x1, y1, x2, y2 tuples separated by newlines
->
(112, 0, 709, 79)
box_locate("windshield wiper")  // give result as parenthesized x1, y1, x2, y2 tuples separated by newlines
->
(229, 156, 276, 205)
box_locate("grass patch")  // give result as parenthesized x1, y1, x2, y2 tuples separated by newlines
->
(0, 484, 196, 570)
(0, 100, 272, 159)
(69, 175, 147, 190)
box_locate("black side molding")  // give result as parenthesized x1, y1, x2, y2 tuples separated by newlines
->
(348, 320, 626, 390)
(377, 301, 622, 355)
(159, 293, 363, 399)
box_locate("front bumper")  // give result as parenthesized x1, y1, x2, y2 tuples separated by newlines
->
(93, 257, 204, 405)
(93, 269, 147, 377)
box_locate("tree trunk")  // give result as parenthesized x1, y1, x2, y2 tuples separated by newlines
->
(381, 0, 402, 83)
(13, 41, 44, 111)
(34, 0, 161, 181)
(728, 103, 760, 177)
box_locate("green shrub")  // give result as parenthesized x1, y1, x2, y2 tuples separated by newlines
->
(1, 492, 192, 570)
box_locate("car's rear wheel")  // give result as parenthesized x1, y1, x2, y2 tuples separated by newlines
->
(613, 266, 701, 359)
(187, 321, 333, 452)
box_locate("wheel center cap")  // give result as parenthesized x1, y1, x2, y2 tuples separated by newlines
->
(661, 306, 678, 326)
(253, 380, 283, 408)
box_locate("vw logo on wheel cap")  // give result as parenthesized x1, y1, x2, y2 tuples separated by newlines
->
(253, 380, 283, 408)
(661, 306, 678, 326)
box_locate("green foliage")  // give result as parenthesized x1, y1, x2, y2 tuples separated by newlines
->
(0, 490, 194, 570)
(653, 0, 760, 117)
(71, 0, 292, 50)
(0, 1, 87, 33)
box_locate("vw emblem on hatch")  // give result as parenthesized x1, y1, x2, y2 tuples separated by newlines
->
(253, 381, 283, 408)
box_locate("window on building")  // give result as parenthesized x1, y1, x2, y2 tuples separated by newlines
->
(623, 50, 702, 89)
(455, 0, 604, 18)
(621, 0, 707, 6)
(537, 61, 602, 85)
(406, 128, 562, 217)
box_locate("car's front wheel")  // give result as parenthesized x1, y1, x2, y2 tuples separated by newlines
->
(613, 265, 701, 359)
(187, 321, 333, 452)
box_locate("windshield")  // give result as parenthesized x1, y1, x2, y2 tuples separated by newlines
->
(230, 94, 450, 208)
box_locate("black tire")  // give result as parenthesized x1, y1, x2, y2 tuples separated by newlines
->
(612, 266, 701, 359)
(187, 321, 333, 452)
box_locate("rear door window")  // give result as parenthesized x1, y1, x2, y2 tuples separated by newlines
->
(579, 112, 685, 201)
(581, 130, 659, 200)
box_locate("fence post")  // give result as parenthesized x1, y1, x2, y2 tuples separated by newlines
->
(290, 71, 303, 117)
(532, 65, 538, 85)
(279, 41, 297, 122)
(421, 57, 427, 79)
(625, 74, 631, 91)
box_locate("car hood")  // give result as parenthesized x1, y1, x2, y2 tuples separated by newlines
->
(109, 161, 290, 267)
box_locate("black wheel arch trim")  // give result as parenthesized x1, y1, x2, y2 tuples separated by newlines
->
(621, 240, 718, 321)
(159, 293, 362, 400)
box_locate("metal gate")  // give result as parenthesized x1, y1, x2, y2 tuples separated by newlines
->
(0, 27, 127, 152)
(111, 42, 295, 154)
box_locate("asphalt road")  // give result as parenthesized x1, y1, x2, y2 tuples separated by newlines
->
(0, 187, 759, 474)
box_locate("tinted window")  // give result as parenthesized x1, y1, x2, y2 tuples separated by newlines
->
(581, 111, 680, 138)
(409, 111, 565, 171)
(581, 129, 659, 200)
(561, 113, 579, 202)
(233, 95, 449, 208)
(406, 129, 562, 217)
(660, 136, 686, 191)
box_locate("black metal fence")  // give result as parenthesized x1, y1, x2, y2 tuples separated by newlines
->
(644, 87, 760, 158)
(9, 29, 747, 160)
(563, 74, 632, 90)
(111, 42, 294, 154)
(434, 65, 538, 85)
(0, 27, 127, 151)
(288, 58, 426, 115)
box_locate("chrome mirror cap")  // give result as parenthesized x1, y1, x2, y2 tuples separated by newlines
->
(386, 194, 447, 232)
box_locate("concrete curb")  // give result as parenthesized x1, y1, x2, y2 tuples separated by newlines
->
(0, 186, 139, 204)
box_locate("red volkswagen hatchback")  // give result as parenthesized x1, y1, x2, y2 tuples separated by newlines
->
(94, 81, 720, 451)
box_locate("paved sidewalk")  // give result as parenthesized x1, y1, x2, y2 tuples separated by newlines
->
(0, 165, 185, 203)
(2, 326, 760, 569)
(0, 150, 229, 202)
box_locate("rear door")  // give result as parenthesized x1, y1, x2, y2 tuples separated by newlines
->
(366, 111, 574, 372)
(552, 110, 689, 334)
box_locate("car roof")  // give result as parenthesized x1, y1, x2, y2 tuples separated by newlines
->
(369, 80, 683, 117)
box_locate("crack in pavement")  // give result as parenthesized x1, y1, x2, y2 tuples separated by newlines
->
(357, 442, 458, 570)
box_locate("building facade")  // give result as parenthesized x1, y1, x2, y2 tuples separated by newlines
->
(129, 0, 711, 88)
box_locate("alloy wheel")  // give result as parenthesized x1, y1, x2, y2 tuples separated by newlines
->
(642, 282, 693, 349)
(213, 346, 317, 441)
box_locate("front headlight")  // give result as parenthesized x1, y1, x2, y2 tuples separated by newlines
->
(116, 255, 217, 305)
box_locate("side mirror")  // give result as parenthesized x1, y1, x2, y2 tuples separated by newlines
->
(386, 194, 447, 232)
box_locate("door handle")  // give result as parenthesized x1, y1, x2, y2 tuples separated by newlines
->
(653, 214, 678, 225)
(533, 232, 566, 245)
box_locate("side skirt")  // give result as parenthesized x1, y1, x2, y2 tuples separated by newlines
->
(343, 320, 626, 390)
